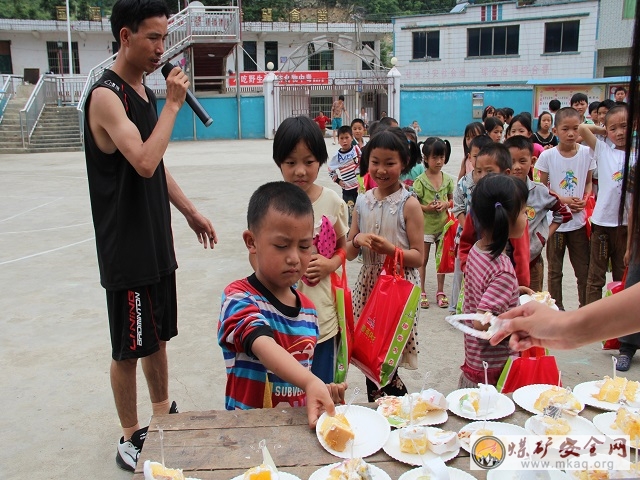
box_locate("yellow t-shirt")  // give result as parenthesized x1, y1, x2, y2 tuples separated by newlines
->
(296, 187, 349, 343)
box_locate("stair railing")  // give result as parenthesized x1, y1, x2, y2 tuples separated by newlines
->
(19, 74, 58, 148)
(0, 74, 23, 125)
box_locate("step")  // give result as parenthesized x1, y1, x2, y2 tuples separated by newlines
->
(28, 145, 84, 152)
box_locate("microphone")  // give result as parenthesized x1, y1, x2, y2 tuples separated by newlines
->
(161, 62, 213, 127)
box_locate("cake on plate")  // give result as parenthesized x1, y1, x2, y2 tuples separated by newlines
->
(459, 384, 499, 417)
(426, 429, 459, 455)
(533, 386, 582, 415)
(612, 407, 640, 441)
(143, 461, 187, 480)
(376, 389, 447, 422)
(528, 415, 571, 435)
(399, 426, 428, 454)
(593, 376, 639, 405)
(243, 464, 277, 480)
(328, 458, 373, 480)
(320, 413, 355, 452)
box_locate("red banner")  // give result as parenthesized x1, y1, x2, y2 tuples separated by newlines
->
(229, 71, 329, 86)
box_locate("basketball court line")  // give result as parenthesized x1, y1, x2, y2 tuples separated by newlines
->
(0, 237, 94, 266)
(0, 198, 62, 224)
(0, 222, 92, 235)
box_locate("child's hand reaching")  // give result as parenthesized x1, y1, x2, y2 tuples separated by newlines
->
(327, 382, 348, 404)
(518, 286, 535, 296)
(304, 376, 336, 429)
(367, 234, 395, 256)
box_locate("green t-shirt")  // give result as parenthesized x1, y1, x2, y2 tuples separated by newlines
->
(413, 171, 456, 235)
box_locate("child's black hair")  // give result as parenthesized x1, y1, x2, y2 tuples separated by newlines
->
(536, 111, 553, 131)
(484, 116, 503, 134)
(247, 181, 313, 232)
(615, 86, 627, 95)
(351, 118, 365, 128)
(379, 116, 399, 127)
(494, 108, 507, 120)
(402, 126, 418, 143)
(477, 143, 512, 172)
(469, 134, 493, 152)
(503, 107, 514, 119)
(570, 92, 588, 106)
(505, 114, 533, 137)
(548, 99, 561, 112)
(588, 101, 600, 116)
(272, 116, 328, 167)
(471, 174, 528, 259)
(337, 125, 353, 137)
(554, 107, 581, 127)
(482, 105, 495, 122)
(361, 126, 415, 175)
(598, 99, 616, 112)
(604, 105, 628, 126)
(463, 122, 487, 156)
(110, 0, 170, 45)
(422, 137, 452, 165)
(503, 135, 534, 155)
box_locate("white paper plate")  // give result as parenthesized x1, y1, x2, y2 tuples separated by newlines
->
(512, 384, 585, 415)
(231, 472, 301, 480)
(573, 380, 640, 412)
(398, 466, 475, 480)
(592, 411, 640, 449)
(487, 470, 570, 479)
(446, 388, 515, 421)
(382, 427, 460, 466)
(316, 405, 390, 458)
(308, 461, 391, 480)
(524, 414, 601, 436)
(376, 404, 448, 428)
(457, 421, 528, 453)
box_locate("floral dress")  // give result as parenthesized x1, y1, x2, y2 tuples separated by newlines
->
(353, 187, 421, 399)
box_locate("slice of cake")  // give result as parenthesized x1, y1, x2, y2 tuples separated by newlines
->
(328, 458, 373, 480)
(399, 426, 428, 454)
(243, 464, 276, 480)
(426, 429, 459, 455)
(529, 415, 571, 435)
(320, 413, 355, 452)
(143, 461, 186, 480)
(612, 407, 640, 442)
(533, 386, 582, 415)
(594, 376, 629, 403)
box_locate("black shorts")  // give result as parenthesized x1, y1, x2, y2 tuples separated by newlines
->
(106, 272, 178, 361)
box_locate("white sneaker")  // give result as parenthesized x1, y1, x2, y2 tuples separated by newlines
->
(115, 427, 147, 471)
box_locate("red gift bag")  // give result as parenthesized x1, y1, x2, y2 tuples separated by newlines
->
(584, 195, 596, 239)
(436, 213, 458, 274)
(602, 268, 627, 350)
(496, 346, 561, 394)
(331, 249, 354, 383)
(350, 248, 421, 388)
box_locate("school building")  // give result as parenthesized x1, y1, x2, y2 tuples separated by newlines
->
(392, 0, 634, 136)
(0, 0, 636, 143)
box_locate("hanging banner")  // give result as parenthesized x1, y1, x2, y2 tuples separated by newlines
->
(229, 71, 329, 86)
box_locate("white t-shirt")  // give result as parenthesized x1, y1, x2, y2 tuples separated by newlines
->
(536, 144, 596, 232)
(591, 139, 628, 227)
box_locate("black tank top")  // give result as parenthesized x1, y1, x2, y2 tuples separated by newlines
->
(84, 69, 177, 290)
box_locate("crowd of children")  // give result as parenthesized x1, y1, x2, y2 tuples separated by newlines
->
(216, 93, 635, 432)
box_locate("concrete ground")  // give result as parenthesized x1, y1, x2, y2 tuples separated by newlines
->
(0, 138, 618, 480)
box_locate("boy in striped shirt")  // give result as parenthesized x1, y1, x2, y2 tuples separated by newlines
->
(218, 182, 346, 428)
(328, 125, 361, 222)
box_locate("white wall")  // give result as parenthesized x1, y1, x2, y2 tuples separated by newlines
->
(393, 0, 599, 86)
(596, 0, 634, 50)
(0, 30, 113, 76)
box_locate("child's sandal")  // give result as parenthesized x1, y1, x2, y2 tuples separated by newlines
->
(420, 292, 429, 309)
(436, 292, 449, 309)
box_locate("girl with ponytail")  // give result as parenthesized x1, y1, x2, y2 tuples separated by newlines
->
(459, 174, 529, 388)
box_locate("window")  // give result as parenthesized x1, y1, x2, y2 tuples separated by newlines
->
(243, 41, 257, 71)
(309, 50, 333, 70)
(467, 26, 519, 57)
(264, 41, 278, 70)
(623, 0, 636, 20)
(544, 21, 579, 53)
(412, 31, 440, 60)
(46, 41, 79, 74)
(362, 41, 375, 70)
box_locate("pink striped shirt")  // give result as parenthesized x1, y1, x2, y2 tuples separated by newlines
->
(461, 244, 519, 385)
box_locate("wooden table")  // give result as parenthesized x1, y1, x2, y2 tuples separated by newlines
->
(133, 402, 601, 480)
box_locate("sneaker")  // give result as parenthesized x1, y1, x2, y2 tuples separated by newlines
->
(169, 401, 179, 414)
(616, 355, 632, 372)
(116, 426, 147, 472)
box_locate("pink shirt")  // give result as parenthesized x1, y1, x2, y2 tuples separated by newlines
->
(461, 244, 519, 385)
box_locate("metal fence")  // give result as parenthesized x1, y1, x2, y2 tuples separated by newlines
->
(0, 74, 22, 124)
